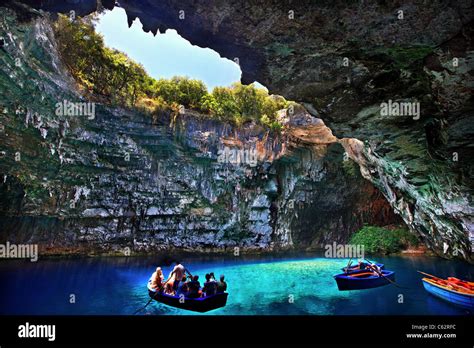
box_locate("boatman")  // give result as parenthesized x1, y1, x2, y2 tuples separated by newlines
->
(169, 261, 188, 291)
(368, 263, 382, 275)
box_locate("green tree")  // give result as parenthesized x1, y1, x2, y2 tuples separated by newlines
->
(53, 15, 290, 130)
(54, 15, 149, 107)
(349, 225, 419, 254)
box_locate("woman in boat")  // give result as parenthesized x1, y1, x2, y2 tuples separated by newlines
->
(149, 267, 165, 291)
(176, 276, 189, 296)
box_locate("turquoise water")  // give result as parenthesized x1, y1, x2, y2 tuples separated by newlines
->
(0, 254, 472, 315)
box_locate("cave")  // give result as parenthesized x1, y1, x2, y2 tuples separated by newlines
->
(0, 0, 474, 335)
(0, 1, 472, 265)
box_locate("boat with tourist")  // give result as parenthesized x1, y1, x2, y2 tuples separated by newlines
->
(334, 269, 396, 291)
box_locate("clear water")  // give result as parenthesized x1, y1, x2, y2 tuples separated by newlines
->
(0, 254, 472, 315)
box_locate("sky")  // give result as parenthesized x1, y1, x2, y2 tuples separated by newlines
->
(95, 7, 245, 90)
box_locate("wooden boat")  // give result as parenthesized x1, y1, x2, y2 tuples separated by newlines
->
(334, 269, 395, 291)
(341, 262, 384, 273)
(421, 274, 474, 310)
(147, 283, 228, 312)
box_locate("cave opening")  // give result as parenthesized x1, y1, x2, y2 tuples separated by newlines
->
(95, 6, 267, 91)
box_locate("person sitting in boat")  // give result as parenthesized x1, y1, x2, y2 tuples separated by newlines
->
(203, 273, 218, 297)
(187, 275, 201, 298)
(217, 275, 227, 293)
(164, 281, 175, 295)
(149, 267, 164, 291)
(176, 275, 188, 296)
(358, 261, 367, 270)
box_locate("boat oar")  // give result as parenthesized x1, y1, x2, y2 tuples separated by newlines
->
(344, 258, 353, 274)
(364, 259, 409, 289)
(133, 274, 172, 315)
(417, 271, 442, 280)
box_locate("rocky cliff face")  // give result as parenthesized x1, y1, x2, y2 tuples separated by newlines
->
(0, 5, 398, 256)
(2, 0, 473, 261)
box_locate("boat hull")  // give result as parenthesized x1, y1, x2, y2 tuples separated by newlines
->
(422, 279, 474, 310)
(334, 270, 395, 291)
(148, 289, 228, 313)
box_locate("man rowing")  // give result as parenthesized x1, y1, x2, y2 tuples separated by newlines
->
(367, 263, 382, 275)
(168, 261, 190, 292)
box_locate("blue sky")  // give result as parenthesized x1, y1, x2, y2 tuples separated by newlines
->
(95, 7, 244, 90)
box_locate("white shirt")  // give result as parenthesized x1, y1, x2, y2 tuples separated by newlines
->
(170, 264, 185, 280)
